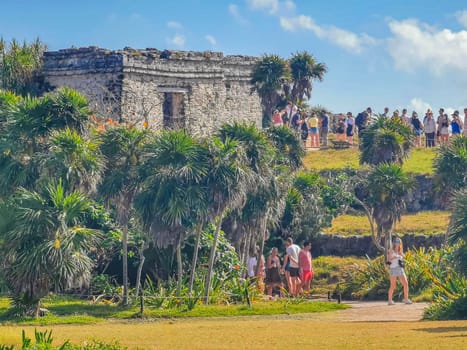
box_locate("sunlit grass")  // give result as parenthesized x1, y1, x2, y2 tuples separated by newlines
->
(324, 211, 449, 236)
(1, 319, 466, 350)
(303, 147, 436, 175)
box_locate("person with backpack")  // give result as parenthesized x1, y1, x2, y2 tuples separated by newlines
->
(411, 111, 423, 147)
(356, 107, 371, 137)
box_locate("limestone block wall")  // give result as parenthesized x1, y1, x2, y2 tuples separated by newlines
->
(42, 46, 262, 135)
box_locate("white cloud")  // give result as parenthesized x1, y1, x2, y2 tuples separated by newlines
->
(284, 0, 295, 11)
(280, 15, 377, 53)
(228, 4, 248, 25)
(167, 21, 183, 29)
(455, 10, 467, 28)
(410, 98, 432, 115)
(205, 35, 217, 46)
(387, 19, 467, 75)
(247, 0, 279, 14)
(166, 34, 185, 48)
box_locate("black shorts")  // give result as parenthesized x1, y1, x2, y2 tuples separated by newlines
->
(289, 267, 299, 277)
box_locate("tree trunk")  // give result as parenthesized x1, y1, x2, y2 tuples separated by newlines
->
(255, 218, 267, 276)
(354, 197, 384, 252)
(176, 239, 183, 297)
(188, 224, 203, 296)
(204, 211, 224, 304)
(135, 244, 147, 298)
(122, 224, 129, 305)
(384, 230, 392, 262)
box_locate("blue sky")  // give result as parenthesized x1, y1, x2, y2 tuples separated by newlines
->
(2, 0, 467, 115)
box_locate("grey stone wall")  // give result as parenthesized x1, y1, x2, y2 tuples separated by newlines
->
(313, 233, 445, 257)
(42, 47, 262, 135)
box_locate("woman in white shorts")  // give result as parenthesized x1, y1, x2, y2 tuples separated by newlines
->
(387, 238, 412, 305)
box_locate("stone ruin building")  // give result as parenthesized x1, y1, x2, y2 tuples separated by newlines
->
(42, 46, 262, 135)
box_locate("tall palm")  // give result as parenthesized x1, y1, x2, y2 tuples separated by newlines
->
(204, 137, 251, 303)
(448, 188, 467, 274)
(0, 181, 101, 317)
(251, 54, 289, 117)
(364, 164, 414, 257)
(434, 136, 467, 193)
(41, 128, 103, 194)
(360, 117, 413, 166)
(289, 51, 327, 104)
(266, 126, 305, 171)
(98, 126, 149, 305)
(136, 130, 210, 296)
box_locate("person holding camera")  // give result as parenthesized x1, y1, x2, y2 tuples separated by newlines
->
(387, 238, 412, 305)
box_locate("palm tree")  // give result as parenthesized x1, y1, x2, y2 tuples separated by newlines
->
(42, 128, 103, 194)
(98, 126, 149, 305)
(448, 188, 467, 275)
(434, 136, 467, 193)
(251, 54, 289, 118)
(204, 137, 251, 303)
(0, 181, 101, 317)
(359, 117, 413, 166)
(136, 130, 210, 296)
(363, 164, 414, 257)
(289, 51, 327, 105)
(266, 126, 305, 171)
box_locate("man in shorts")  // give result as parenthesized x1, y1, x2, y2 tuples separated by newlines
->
(284, 237, 301, 296)
(299, 241, 313, 294)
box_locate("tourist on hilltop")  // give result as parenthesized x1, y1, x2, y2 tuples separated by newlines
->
(283, 237, 301, 296)
(356, 107, 372, 137)
(320, 111, 329, 147)
(298, 241, 314, 295)
(439, 113, 450, 145)
(424, 110, 436, 147)
(391, 109, 400, 120)
(335, 114, 347, 142)
(300, 113, 309, 147)
(345, 112, 355, 145)
(308, 113, 320, 148)
(284, 101, 294, 127)
(436, 108, 445, 144)
(411, 111, 423, 147)
(464, 108, 467, 137)
(387, 237, 412, 305)
(265, 247, 284, 298)
(272, 109, 284, 127)
(451, 111, 462, 136)
(401, 109, 410, 126)
(381, 107, 390, 118)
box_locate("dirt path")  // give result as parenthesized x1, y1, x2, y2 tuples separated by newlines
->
(331, 301, 429, 322)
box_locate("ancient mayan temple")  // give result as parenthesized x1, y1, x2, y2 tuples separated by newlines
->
(42, 47, 262, 135)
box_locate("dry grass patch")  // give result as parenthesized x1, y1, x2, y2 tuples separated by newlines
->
(303, 147, 435, 175)
(1, 319, 466, 350)
(324, 211, 449, 236)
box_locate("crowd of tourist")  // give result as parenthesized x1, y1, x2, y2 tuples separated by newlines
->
(271, 103, 467, 148)
(247, 238, 314, 298)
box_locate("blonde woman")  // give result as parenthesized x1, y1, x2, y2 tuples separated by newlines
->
(387, 238, 412, 305)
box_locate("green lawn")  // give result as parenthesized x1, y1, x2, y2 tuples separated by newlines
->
(324, 211, 449, 236)
(303, 147, 436, 175)
(0, 296, 347, 325)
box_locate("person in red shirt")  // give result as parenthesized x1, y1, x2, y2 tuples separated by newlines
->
(298, 241, 313, 295)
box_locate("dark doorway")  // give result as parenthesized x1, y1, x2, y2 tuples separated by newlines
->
(163, 92, 185, 129)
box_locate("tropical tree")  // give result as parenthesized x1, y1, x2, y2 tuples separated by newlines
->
(203, 137, 251, 303)
(266, 126, 305, 171)
(289, 51, 327, 105)
(448, 188, 467, 274)
(360, 164, 414, 257)
(0, 37, 47, 96)
(41, 128, 103, 194)
(98, 126, 149, 305)
(0, 181, 101, 317)
(359, 117, 413, 166)
(251, 54, 289, 118)
(434, 136, 467, 193)
(136, 130, 210, 296)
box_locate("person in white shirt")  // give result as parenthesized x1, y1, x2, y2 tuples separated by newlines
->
(283, 237, 301, 296)
(387, 238, 412, 305)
